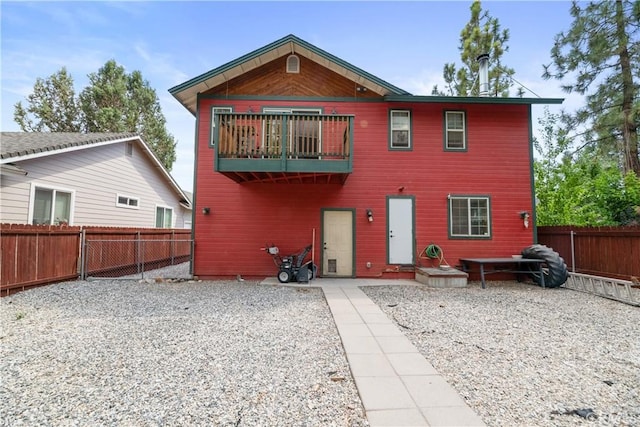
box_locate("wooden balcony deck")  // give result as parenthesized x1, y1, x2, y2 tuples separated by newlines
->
(213, 113, 353, 183)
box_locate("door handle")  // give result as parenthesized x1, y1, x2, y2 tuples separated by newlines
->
(323, 242, 327, 250)
(389, 231, 394, 238)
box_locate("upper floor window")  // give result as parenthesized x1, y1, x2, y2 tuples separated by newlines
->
(30, 185, 74, 225)
(263, 107, 322, 157)
(286, 54, 300, 73)
(156, 205, 173, 228)
(445, 111, 466, 150)
(389, 110, 411, 150)
(116, 194, 139, 209)
(125, 142, 133, 157)
(210, 106, 233, 146)
(449, 195, 491, 238)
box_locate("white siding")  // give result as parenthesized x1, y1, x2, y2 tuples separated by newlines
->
(0, 142, 188, 228)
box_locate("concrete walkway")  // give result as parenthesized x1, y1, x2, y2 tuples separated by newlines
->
(263, 278, 486, 426)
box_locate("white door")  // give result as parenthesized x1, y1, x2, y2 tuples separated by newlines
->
(322, 210, 354, 276)
(388, 197, 414, 264)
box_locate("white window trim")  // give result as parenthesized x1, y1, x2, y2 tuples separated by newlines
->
(115, 194, 140, 210)
(390, 109, 411, 149)
(449, 196, 491, 238)
(155, 204, 174, 228)
(286, 54, 300, 73)
(445, 111, 466, 150)
(211, 106, 234, 146)
(28, 182, 76, 225)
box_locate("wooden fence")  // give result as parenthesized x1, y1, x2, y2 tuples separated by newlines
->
(537, 225, 640, 280)
(1, 224, 192, 295)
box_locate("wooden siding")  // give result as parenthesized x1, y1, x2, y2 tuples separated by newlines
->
(0, 142, 189, 228)
(194, 98, 535, 279)
(203, 55, 382, 98)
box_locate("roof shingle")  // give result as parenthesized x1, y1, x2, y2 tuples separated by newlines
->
(1, 132, 138, 160)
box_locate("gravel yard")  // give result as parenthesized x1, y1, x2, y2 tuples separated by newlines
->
(363, 282, 640, 427)
(0, 279, 367, 426)
(2, 273, 639, 427)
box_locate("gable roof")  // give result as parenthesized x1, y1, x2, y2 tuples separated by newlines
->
(1, 132, 191, 208)
(169, 34, 412, 115)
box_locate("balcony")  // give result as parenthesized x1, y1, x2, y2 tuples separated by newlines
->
(213, 113, 353, 184)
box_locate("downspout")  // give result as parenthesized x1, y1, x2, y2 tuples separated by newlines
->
(527, 104, 538, 244)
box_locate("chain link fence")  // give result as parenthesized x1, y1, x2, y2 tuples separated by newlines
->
(82, 238, 193, 280)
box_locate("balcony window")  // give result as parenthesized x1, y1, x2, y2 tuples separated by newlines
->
(263, 108, 322, 157)
(210, 106, 233, 146)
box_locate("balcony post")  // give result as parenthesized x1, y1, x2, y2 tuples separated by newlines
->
(348, 116, 354, 170)
(213, 114, 220, 170)
(281, 114, 288, 170)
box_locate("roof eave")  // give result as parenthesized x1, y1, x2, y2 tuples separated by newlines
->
(169, 34, 411, 115)
(384, 95, 565, 105)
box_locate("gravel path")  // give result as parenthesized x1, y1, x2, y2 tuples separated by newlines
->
(362, 282, 640, 427)
(0, 279, 367, 426)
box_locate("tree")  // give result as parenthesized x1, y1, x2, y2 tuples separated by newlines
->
(543, 0, 640, 177)
(534, 108, 640, 226)
(14, 68, 81, 132)
(14, 60, 177, 171)
(79, 60, 176, 170)
(432, 0, 523, 97)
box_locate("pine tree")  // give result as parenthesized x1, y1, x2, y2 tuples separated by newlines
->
(534, 108, 640, 225)
(14, 68, 81, 132)
(543, 0, 640, 177)
(432, 0, 521, 97)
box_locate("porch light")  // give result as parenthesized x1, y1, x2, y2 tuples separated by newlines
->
(519, 211, 530, 228)
(366, 209, 373, 222)
(202, 207, 211, 215)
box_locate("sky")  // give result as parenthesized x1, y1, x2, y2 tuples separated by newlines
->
(1, 1, 582, 193)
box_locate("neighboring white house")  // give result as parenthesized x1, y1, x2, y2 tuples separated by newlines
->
(0, 132, 192, 228)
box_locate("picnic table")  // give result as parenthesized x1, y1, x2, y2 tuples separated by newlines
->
(459, 257, 545, 289)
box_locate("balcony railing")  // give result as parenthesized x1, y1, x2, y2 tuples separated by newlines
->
(213, 113, 353, 178)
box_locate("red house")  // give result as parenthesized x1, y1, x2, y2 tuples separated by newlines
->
(170, 35, 562, 281)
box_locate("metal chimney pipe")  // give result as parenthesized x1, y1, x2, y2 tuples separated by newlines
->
(477, 53, 490, 97)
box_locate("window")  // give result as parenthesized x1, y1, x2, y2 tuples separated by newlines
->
(263, 108, 322, 157)
(445, 111, 466, 150)
(286, 54, 300, 73)
(156, 206, 173, 228)
(210, 106, 233, 146)
(116, 194, 139, 209)
(30, 185, 73, 225)
(125, 142, 133, 157)
(449, 196, 490, 238)
(389, 110, 411, 149)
